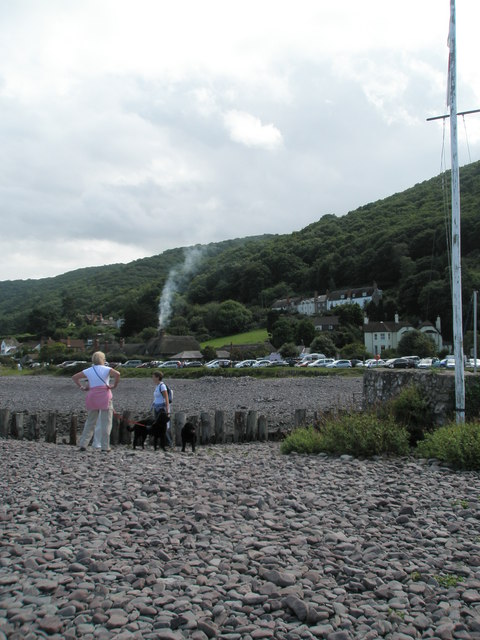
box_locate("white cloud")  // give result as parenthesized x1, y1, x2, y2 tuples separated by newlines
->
(0, 0, 479, 281)
(223, 110, 283, 150)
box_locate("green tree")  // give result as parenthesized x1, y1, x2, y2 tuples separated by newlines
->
(216, 300, 252, 335)
(271, 319, 295, 349)
(39, 341, 68, 363)
(337, 303, 364, 327)
(309, 334, 336, 357)
(295, 318, 316, 347)
(397, 330, 437, 357)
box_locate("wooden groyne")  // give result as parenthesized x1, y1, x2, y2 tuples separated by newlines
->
(0, 407, 314, 447)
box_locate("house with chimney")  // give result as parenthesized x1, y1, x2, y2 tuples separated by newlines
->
(363, 314, 443, 356)
(272, 283, 381, 317)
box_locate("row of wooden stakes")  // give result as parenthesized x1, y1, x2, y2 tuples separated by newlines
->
(0, 408, 310, 446)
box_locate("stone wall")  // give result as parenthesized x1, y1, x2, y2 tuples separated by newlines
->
(363, 369, 480, 425)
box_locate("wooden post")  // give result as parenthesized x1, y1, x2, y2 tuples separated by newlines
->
(200, 412, 211, 445)
(110, 412, 119, 446)
(246, 410, 258, 441)
(234, 411, 246, 443)
(27, 414, 40, 441)
(294, 409, 307, 428)
(214, 410, 225, 444)
(258, 415, 268, 441)
(174, 412, 186, 446)
(11, 413, 24, 439)
(119, 411, 131, 445)
(45, 412, 57, 444)
(70, 415, 78, 445)
(0, 408, 11, 439)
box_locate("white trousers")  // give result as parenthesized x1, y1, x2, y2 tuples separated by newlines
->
(79, 402, 113, 451)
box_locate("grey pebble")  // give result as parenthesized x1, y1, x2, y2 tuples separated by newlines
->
(2, 375, 480, 638)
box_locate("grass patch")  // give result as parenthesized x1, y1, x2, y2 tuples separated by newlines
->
(200, 328, 269, 348)
(281, 413, 409, 458)
(416, 420, 480, 470)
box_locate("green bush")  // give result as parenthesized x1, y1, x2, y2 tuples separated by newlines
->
(382, 384, 434, 446)
(416, 421, 480, 470)
(281, 414, 410, 457)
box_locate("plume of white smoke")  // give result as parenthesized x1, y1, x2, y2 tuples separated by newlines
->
(158, 247, 204, 329)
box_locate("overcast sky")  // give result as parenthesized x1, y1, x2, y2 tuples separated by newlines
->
(1, 0, 479, 281)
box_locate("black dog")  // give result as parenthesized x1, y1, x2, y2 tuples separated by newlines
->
(181, 421, 196, 452)
(128, 412, 167, 451)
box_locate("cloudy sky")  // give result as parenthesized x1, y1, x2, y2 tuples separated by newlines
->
(1, 0, 479, 281)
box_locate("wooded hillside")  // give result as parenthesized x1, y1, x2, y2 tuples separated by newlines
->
(1, 160, 479, 342)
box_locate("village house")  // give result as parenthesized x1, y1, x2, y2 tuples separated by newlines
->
(326, 283, 382, 311)
(0, 337, 20, 356)
(272, 283, 381, 317)
(363, 314, 443, 355)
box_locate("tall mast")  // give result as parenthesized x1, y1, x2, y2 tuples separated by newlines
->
(448, 0, 465, 423)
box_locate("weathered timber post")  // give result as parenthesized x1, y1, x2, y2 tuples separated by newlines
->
(234, 411, 246, 443)
(27, 414, 40, 441)
(174, 412, 186, 447)
(0, 409, 11, 439)
(246, 410, 258, 441)
(200, 412, 212, 444)
(119, 411, 131, 445)
(110, 412, 119, 446)
(45, 412, 57, 443)
(294, 409, 307, 428)
(11, 413, 24, 439)
(258, 415, 268, 441)
(214, 410, 225, 444)
(69, 415, 78, 445)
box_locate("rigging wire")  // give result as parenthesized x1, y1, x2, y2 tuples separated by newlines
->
(462, 114, 473, 164)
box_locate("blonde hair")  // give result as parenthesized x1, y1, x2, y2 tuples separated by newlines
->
(92, 351, 106, 365)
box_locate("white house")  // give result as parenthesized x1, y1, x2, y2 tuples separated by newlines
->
(363, 314, 443, 355)
(327, 283, 382, 311)
(1, 338, 20, 356)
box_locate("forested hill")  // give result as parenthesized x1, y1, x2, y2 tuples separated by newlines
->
(1, 160, 480, 339)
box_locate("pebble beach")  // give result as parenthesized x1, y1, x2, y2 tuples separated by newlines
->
(2, 376, 480, 639)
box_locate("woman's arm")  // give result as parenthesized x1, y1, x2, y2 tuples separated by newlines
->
(109, 368, 121, 389)
(162, 388, 170, 414)
(72, 371, 88, 389)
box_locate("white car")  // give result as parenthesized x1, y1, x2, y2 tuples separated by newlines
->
(251, 359, 272, 367)
(234, 359, 257, 368)
(365, 359, 385, 368)
(325, 359, 352, 368)
(307, 358, 335, 367)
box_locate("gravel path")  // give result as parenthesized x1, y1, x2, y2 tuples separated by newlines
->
(2, 440, 480, 639)
(0, 375, 364, 433)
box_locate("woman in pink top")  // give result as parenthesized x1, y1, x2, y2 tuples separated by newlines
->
(72, 351, 120, 452)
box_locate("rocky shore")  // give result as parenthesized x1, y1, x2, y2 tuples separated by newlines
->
(2, 375, 480, 639)
(0, 375, 364, 437)
(2, 439, 480, 639)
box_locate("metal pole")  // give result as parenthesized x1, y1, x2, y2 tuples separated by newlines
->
(449, 0, 465, 423)
(474, 290, 478, 373)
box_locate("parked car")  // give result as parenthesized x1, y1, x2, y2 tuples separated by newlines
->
(121, 359, 143, 368)
(466, 358, 480, 369)
(58, 360, 88, 368)
(161, 361, 182, 368)
(417, 357, 439, 369)
(325, 359, 352, 368)
(205, 359, 231, 368)
(349, 359, 364, 368)
(438, 356, 455, 369)
(234, 359, 257, 368)
(307, 358, 335, 367)
(295, 353, 326, 366)
(386, 357, 410, 369)
(251, 359, 272, 367)
(183, 360, 204, 367)
(365, 358, 385, 368)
